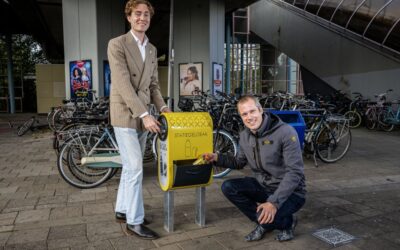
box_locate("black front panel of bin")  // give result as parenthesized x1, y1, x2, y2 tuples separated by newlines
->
(172, 162, 212, 188)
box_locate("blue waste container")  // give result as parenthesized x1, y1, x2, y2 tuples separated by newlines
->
(269, 110, 306, 148)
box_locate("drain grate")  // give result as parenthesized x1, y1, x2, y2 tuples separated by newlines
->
(312, 227, 356, 247)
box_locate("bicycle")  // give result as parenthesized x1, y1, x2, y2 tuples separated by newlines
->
(343, 92, 369, 129)
(10, 116, 49, 136)
(379, 100, 400, 132)
(301, 109, 352, 167)
(364, 89, 393, 130)
(57, 125, 119, 188)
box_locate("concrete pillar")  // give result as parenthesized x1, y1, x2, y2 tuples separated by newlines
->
(6, 33, 15, 113)
(62, 0, 124, 98)
(172, 0, 225, 107)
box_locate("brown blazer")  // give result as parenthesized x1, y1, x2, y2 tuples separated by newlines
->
(107, 32, 166, 130)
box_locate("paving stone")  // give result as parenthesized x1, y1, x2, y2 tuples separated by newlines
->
(153, 232, 190, 247)
(26, 190, 55, 198)
(0, 226, 13, 233)
(149, 244, 181, 250)
(15, 209, 50, 224)
(47, 236, 88, 249)
(49, 206, 82, 220)
(6, 228, 49, 245)
(86, 221, 124, 242)
(185, 226, 224, 239)
(48, 223, 86, 240)
(0, 213, 17, 226)
(0, 187, 18, 195)
(213, 230, 272, 249)
(82, 203, 113, 216)
(37, 195, 67, 206)
(68, 193, 96, 203)
(0, 192, 28, 201)
(178, 238, 226, 250)
(353, 236, 400, 250)
(359, 215, 400, 234)
(4, 240, 47, 250)
(0, 232, 11, 246)
(3, 198, 38, 212)
(109, 236, 156, 250)
(70, 239, 114, 250)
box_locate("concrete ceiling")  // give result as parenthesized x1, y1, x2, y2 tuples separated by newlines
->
(0, 0, 258, 63)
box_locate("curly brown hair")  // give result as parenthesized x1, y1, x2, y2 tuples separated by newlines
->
(125, 0, 154, 18)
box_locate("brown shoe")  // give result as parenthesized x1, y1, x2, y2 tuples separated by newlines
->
(126, 224, 159, 239)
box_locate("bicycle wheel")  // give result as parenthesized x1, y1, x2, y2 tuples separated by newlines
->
(57, 133, 115, 188)
(152, 133, 159, 161)
(315, 122, 351, 163)
(144, 133, 156, 162)
(47, 109, 56, 131)
(212, 130, 237, 178)
(378, 110, 395, 132)
(344, 111, 362, 128)
(17, 117, 35, 136)
(365, 109, 377, 130)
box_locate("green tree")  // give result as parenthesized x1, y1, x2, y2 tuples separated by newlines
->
(0, 34, 49, 112)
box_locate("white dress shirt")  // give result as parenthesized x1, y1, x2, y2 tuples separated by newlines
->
(130, 31, 167, 118)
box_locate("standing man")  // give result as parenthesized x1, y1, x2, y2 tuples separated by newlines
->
(107, 0, 170, 239)
(204, 95, 306, 242)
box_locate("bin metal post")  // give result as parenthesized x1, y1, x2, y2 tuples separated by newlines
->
(164, 191, 174, 232)
(195, 187, 206, 227)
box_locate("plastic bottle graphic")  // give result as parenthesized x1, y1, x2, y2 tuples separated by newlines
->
(185, 140, 191, 157)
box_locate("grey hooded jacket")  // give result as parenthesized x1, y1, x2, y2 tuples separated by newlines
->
(216, 112, 306, 209)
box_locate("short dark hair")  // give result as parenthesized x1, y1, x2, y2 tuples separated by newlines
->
(237, 95, 262, 109)
(125, 0, 155, 18)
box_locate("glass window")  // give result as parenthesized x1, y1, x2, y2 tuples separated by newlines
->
(331, 0, 365, 27)
(364, 1, 400, 44)
(305, 0, 324, 15)
(384, 20, 400, 52)
(347, 0, 389, 35)
(317, 0, 343, 21)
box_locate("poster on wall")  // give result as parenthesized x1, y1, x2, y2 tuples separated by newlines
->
(212, 63, 223, 95)
(69, 60, 92, 99)
(103, 60, 111, 97)
(179, 62, 203, 96)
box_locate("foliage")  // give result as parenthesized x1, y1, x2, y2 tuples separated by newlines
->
(0, 34, 49, 75)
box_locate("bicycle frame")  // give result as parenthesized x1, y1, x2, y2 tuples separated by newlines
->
(77, 127, 121, 168)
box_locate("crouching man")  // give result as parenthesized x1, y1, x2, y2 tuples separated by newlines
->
(204, 95, 306, 242)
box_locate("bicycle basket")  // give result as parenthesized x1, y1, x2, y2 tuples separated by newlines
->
(178, 98, 194, 111)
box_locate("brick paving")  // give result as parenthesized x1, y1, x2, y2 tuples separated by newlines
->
(1, 113, 400, 249)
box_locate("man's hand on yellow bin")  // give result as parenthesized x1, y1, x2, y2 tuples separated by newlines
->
(202, 153, 218, 163)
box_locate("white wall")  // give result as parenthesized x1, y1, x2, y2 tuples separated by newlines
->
(62, 0, 124, 98)
(250, 0, 400, 99)
(172, 0, 225, 106)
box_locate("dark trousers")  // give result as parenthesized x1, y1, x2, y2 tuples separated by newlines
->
(221, 177, 305, 230)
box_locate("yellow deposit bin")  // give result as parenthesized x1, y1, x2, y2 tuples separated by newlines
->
(157, 112, 213, 191)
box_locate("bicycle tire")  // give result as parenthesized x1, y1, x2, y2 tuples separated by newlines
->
(365, 109, 377, 130)
(344, 111, 362, 128)
(57, 134, 115, 188)
(17, 117, 35, 136)
(152, 133, 159, 162)
(315, 123, 351, 163)
(378, 110, 395, 132)
(47, 109, 57, 131)
(212, 130, 237, 178)
(144, 133, 156, 162)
